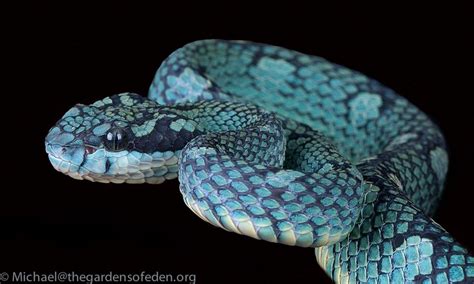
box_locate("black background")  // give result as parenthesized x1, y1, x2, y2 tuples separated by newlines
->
(3, 3, 473, 284)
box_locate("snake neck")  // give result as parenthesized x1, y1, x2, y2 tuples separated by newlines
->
(172, 100, 273, 134)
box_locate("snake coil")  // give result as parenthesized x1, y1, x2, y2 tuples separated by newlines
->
(46, 40, 473, 283)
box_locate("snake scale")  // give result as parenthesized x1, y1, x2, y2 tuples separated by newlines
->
(45, 40, 473, 283)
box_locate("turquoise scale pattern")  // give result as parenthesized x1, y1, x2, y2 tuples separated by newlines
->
(178, 112, 364, 247)
(45, 39, 473, 283)
(149, 40, 473, 283)
(317, 182, 474, 283)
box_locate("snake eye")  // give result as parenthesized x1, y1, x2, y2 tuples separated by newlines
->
(104, 128, 128, 152)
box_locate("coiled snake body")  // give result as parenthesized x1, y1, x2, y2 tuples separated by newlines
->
(45, 40, 473, 283)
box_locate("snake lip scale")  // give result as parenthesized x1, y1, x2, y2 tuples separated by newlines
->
(45, 39, 473, 283)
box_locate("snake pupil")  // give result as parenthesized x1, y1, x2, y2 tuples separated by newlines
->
(104, 128, 128, 152)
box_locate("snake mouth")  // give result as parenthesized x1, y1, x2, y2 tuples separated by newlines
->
(46, 141, 182, 184)
(45, 142, 86, 179)
(45, 145, 108, 182)
(47, 153, 85, 180)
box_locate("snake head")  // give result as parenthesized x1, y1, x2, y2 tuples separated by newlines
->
(45, 92, 203, 184)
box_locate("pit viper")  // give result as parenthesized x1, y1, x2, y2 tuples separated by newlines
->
(45, 40, 473, 283)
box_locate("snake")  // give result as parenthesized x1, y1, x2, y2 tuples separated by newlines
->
(45, 39, 473, 283)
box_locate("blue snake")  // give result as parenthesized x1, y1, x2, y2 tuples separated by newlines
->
(45, 40, 473, 283)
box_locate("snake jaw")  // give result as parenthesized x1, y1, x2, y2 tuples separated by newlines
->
(46, 132, 182, 184)
(46, 138, 180, 183)
(45, 142, 85, 177)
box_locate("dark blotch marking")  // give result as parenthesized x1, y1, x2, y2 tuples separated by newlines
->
(392, 234, 405, 248)
(133, 114, 204, 153)
(105, 159, 111, 173)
